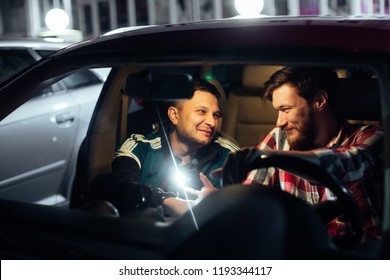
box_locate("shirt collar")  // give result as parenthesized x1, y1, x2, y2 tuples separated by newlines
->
(159, 130, 220, 168)
(326, 121, 348, 149)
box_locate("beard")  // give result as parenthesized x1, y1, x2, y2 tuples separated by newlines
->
(176, 124, 214, 148)
(286, 110, 317, 151)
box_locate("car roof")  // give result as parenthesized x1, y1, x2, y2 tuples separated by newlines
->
(48, 16, 390, 65)
(2, 16, 390, 116)
(1, 16, 389, 104)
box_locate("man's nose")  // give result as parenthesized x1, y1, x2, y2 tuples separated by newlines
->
(205, 113, 217, 127)
(276, 111, 287, 127)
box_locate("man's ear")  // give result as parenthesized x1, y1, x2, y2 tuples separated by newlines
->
(313, 90, 328, 111)
(167, 106, 179, 125)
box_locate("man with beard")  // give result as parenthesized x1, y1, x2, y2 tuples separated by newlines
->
(224, 66, 384, 239)
(111, 79, 239, 216)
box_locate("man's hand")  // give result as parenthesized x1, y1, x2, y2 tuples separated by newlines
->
(197, 172, 218, 198)
(221, 147, 265, 186)
(162, 172, 218, 217)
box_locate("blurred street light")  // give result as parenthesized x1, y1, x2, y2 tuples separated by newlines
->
(45, 8, 70, 31)
(39, 8, 82, 42)
(234, 0, 264, 17)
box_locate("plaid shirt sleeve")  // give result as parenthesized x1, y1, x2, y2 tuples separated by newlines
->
(313, 125, 384, 183)
(315, 125, 384, 238)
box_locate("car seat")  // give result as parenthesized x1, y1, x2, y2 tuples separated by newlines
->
(338, 76, 381, 125)
(221, 65, 283, 147)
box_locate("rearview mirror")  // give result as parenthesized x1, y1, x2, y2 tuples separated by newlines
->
(124, 70, 194, 100)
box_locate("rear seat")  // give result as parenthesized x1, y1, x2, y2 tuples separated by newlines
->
(221, 65, 283, 147)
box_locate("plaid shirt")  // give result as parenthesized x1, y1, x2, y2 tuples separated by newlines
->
(244, 122, 384, 238)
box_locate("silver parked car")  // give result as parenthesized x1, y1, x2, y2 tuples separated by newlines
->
(0, 37, 110, 206)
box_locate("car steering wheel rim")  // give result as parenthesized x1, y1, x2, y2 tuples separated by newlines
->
(222, 151, 364, 249)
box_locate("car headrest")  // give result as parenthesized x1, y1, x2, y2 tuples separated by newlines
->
(337, 77, 381, 121)
(242, 65, 284, 89)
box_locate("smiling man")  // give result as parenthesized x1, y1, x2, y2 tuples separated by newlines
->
(265, 67, 340, 152)
(111, 79, 239, 215)
(226, 67, 384, 239)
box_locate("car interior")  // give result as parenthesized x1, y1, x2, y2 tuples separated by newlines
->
(52, 59, 385, 260)
(0, 56, 386, 260)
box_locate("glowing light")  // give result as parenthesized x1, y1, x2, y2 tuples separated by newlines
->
(234, 0, 264, 17)
(205, 74, 214, 81)
(175, 170, 187, 186)
(45, 8, 69, 31)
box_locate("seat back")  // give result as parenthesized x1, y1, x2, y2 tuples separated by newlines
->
(337, 77, 381, 124)
(221, 65, 282, 147)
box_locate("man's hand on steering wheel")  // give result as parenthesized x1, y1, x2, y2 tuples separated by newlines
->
(221, 147, 268, 186)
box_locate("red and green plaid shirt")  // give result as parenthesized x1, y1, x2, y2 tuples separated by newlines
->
(244, 122, 384, 238)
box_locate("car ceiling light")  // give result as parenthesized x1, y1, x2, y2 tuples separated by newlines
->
(234, 0, 264, 17)
(45, 8, 70, 31)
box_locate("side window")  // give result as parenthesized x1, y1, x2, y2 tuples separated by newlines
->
(0, 49, 36, 83)
(39, 83, 65, 99)
(33, 69, 107, 101)
(0, 66, 108, 206)
(60, 69, 103, 89)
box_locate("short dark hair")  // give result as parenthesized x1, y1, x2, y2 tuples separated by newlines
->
(263, 67, 339, 115)
(193, 78, 221, 99)
(169, 78, 221, 108)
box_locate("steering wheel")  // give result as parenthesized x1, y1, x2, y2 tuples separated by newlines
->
(221, 148, 363, 249)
